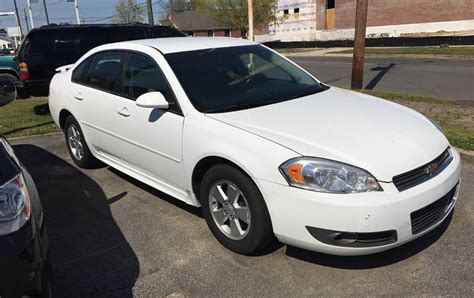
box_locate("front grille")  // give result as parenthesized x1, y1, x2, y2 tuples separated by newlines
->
(410, 184, 457, 235)
(393, 148, 452, 192)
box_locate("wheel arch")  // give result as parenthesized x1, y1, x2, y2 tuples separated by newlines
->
(58, 109, 73, 131)
(191, 155, 261, 204)
(0, 69, 19, 80)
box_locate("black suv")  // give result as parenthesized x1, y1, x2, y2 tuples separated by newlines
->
(17, 24, 185, 95)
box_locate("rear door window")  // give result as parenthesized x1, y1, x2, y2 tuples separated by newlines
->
(110, 28, 148, 43)
(84, 51, 124, 93)
(23, 29, 81, 58)
(71, 57, 91, 84)
(151, 26, 186, 38)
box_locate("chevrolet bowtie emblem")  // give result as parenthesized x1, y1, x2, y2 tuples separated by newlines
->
(425, 163, 438, 175)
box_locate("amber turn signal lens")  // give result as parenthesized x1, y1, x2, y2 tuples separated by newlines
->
(287, 163, 304, 183)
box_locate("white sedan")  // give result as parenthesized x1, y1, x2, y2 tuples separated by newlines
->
(49, 37, 461, 256)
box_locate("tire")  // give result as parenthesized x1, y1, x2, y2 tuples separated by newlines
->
(64, 116, 99, 168)
(200, 164, 275, 255)
(0, 73, 18, 83)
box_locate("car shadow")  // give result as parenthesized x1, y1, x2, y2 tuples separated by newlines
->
(108, 167, 203, 218)
(13, 144, 139, 297)
(286, 211, 453, 269)
(107, 168, 285, 256)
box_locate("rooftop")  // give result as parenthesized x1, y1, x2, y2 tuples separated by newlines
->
(112, 37, 256, 54)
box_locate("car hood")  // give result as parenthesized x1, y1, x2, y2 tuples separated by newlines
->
(206, 87, 449, 182)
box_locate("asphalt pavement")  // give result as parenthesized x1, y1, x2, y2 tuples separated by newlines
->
(11, 134, 474, 296)
(291, 56, 474, 105)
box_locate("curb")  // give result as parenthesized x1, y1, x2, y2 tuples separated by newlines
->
(455, 147, 474, 161)
(284, 52, 474, 60)
(7, 132, 62, 141)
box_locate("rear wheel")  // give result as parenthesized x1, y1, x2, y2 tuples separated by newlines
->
(200, 164, 275, 254)
(64, 116, 99, 168)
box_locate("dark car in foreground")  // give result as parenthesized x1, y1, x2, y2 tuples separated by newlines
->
(0, 80, 50, 297)
(17, 23, 185, 95)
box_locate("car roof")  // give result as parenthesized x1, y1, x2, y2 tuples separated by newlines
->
(111, 37, 257, 54)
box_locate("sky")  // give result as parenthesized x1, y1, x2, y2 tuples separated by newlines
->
(0, 0, 167, 32)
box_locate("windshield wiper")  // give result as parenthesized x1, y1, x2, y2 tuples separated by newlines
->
(288, 83, 329, 100)
(205, 100, 283, 113)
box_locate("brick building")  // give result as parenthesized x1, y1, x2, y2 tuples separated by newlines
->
(257, 0, 474, 42)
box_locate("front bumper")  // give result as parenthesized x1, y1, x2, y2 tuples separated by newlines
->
(257, 149, 462, 256)
(0, 218, 49, 297)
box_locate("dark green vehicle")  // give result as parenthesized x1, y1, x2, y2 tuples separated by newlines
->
(0, 55, 19, 83)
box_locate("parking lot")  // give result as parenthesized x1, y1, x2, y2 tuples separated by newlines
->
(11, 134, 474, 296)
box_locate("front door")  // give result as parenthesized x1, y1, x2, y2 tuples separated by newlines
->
(114, 51, 185, 191)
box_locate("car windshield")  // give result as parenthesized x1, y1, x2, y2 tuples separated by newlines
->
(165, 45, 328, 113)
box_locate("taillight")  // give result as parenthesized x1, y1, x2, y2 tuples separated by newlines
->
(19, 62, 29, 80)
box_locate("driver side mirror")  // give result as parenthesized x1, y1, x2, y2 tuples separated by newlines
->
(135, 92, 169, 110)
(0, 79, 16, 107)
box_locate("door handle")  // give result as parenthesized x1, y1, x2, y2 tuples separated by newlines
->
(74, 93, 84, 101)
(117, 107, 130, 117)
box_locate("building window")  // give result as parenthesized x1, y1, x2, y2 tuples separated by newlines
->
(327, 0, 335, 9)
(208, 30, 213, 37)
(224, 29, 230, 37)
(283, 9, 289, 20)
(294, 8, 300, 19)
(187, 31, 194, 36)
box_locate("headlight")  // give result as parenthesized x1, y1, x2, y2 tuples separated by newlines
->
(426, 116, 443, 134)
(0, 174, 31, 236)
(279, 157, 382, 193)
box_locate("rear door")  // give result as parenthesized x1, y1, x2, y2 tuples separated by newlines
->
(71, 50, 125, 158)
(113, 50, 185, 190)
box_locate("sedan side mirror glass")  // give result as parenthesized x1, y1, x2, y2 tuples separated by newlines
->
(0, 78, 16, 107)
(135, 92, 169, 110)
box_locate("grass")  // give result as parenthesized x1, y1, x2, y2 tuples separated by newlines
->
(1, 93, 473, 151)
(0, 97, 60, 138)
(329, 47, 474, 57)
(361, 90, 474, 151)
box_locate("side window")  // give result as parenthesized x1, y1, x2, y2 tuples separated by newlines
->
(71, 57, 90, 83)
(84, 51, 123, 92)
(123, 53, 175, 102)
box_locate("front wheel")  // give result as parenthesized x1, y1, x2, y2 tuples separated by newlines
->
(200, 164, 275, 255)
(64, 116, 99, 168)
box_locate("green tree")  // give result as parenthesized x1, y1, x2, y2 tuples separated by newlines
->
(113, 0, 145, 23)
(196, 0, 277, 35)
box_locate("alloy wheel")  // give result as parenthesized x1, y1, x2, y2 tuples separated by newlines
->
(208, 180, 251, 240)
(67, 124, 84, 161)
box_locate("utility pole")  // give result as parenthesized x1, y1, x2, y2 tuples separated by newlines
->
(247, 0, 254, 41)
(27, 0, 34, 29)
(12, 0, 23, 37)
(146, 0, 154, 25)
(74, 0, 81, 24)
(23, 8, 30, 31)
(43, 0, 50, 25)
(351, 0, 368, 90)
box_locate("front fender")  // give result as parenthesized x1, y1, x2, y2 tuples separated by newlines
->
(183, 111, 299, 193)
